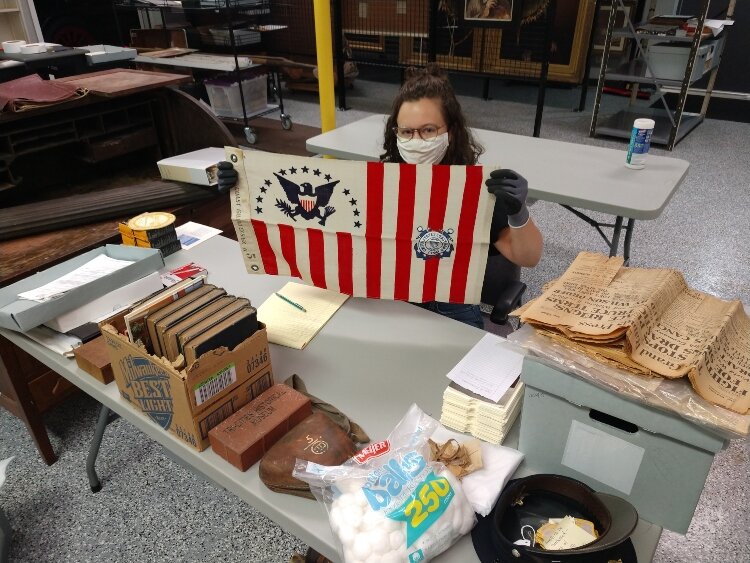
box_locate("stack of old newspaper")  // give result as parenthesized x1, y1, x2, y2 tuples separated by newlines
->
(440, 381, 524, 444)
(514, 252, 750, 416)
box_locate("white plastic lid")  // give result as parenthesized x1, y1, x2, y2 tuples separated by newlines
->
(633, 118, 656, 129)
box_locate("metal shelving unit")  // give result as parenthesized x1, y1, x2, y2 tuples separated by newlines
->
(112, 0, 292, 144)
(590, 0, 735, 150)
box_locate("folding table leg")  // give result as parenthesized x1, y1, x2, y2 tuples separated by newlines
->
(87, 403, 119, 493)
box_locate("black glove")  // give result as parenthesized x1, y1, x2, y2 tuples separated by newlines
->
(485, 168, 530, 227)
(217, 161, 238, 194)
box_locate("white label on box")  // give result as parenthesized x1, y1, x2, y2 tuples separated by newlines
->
(396, 1, 406, 15)
(561, 420, 644, 495)
(358, 2, 367, 18)
(194, 363, 237, 406)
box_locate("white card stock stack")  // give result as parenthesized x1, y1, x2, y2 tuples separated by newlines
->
(440, 381, 524, 444)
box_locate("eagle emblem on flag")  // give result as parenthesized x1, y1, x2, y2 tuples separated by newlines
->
(273, 173, 340, 226)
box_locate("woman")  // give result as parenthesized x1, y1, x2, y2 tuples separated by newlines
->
(382, 64, 543, 329)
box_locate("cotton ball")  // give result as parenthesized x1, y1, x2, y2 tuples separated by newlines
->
(353, 488, 370, 508)
(379, 552, 400, 563)
(450, 504, 463, 533)
(339, 523, 357, 547)
(338, 478, 365, 494)
(329, 506, 343, 533)
(337, 492, 356, 508)
(343, 549, 356, 563)
(364, 555, 382, 563)
(342, 503, 364, 530)
(459, 509, 476, 535)
(368, 527, 389, 555)
(388, 529, 405, 551)
(383, 517, 401, 533)
(352, 532, 373, 560)
(360, 508, 386, 531)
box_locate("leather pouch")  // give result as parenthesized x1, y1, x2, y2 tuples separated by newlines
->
(260, 412, 357, 499)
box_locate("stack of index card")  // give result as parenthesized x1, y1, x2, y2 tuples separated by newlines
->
(440, 381, 524, 444)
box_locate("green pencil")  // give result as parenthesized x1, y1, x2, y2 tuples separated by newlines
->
(274, 292, 307, 312)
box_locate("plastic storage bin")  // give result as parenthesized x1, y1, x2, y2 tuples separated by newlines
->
(205, 69, 268, 119)
(518, 357, 727, 533)
(646, 37, 724, 82)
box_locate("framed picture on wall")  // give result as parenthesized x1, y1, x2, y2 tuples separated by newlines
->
(480, 0, 597, 83)
(463, 0, 514, 23)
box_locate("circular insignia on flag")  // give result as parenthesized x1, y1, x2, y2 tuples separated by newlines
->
(414, 227, 455, 260)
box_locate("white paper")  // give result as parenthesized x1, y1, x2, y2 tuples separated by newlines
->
(18, 254, 133, 303)
(543, 516, 596, 550)
(176, 221, 222, 250)
(561, 420, 645, 495)
(25, 326, 82, 356)
(446, 334, 524, 402)
(44, 272, 163, 332)
(704, 19, 734, 36)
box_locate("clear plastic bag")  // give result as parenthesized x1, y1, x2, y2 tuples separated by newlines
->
(293, 404, 476, 563)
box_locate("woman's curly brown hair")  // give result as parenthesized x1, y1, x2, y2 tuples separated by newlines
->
(381, 64, 483, 165)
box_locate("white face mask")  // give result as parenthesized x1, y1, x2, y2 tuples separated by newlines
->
(396, 132, 449, 165)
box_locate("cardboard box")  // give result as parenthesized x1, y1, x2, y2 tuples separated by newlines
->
(518, 357, 727, 533)
(102, 323, 274, 451)
(157, 147, 226, 186)
(0, 245, 164, 333)
(74, 336, 114, 384)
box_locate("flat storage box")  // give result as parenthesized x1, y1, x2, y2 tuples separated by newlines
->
(157, 147, 226, 186)
(80, 44, 137, 65)
(518, 357, 727, 533)
(102, 323, 274, 451)
(205, 69, 267, 118)
(646, 37, 724, 82)
(0, 245, 164, 333)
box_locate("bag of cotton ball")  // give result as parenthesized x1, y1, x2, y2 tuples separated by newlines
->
(293, 404, 476, 563)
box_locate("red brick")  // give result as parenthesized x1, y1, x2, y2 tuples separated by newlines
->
(208, 383, 312, 471)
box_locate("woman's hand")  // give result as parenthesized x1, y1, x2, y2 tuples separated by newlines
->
(486, 168, 529, 227)
(217, 161, 238, 194)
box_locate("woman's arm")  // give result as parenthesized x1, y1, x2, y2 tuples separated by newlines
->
(494, 218, 543, 267)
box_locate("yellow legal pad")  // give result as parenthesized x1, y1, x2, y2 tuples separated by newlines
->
(257, 282, 349, 349)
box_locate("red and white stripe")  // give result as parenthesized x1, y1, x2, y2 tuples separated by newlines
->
(229, 149, 494, 304)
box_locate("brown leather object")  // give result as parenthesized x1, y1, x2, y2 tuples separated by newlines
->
(0, 74, 82, 112)
(259, 412, 358, 499)
(208, 384, 312, 471)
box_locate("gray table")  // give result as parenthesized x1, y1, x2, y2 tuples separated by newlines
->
(0, 235, 662, 562)
(305, 114, 690, 263)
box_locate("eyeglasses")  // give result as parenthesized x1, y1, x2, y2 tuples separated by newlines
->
(393, 124, 446, 142)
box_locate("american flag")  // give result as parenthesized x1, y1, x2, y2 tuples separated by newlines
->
(228, 148, 495, 304)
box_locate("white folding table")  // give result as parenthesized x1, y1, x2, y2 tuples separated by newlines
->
(0, 236, 663, 562)
(305, 114, 690, 263)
